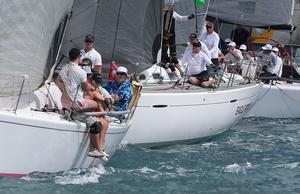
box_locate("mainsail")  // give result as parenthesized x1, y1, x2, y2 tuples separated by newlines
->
(0, 0, 74, 97)
(207, 0, 295, 30)
(60, 0, 163, 75)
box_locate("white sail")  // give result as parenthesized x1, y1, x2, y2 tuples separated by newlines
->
(0, 0, 74, 98)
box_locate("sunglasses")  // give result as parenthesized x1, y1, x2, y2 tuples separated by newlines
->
(206, 26, 212, 29)
(116, 72, 127, 76)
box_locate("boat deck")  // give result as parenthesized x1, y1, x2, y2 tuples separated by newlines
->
(141, 81, 258, 93)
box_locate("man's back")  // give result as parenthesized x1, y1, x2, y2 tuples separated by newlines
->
(59, 62, 86, 102)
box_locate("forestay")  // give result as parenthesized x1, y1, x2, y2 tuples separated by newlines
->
(60, 0, 163, 75)
(0, 0, 74, 97)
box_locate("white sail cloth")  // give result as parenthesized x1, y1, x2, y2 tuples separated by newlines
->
(0, 0, 74, 97)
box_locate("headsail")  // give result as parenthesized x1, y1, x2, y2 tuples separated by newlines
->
(60, 0, 163, 75)
(207, 0, 294, 30)
(0, 0, 74, 97)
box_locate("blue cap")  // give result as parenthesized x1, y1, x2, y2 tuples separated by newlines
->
(82, 66, 92, 74)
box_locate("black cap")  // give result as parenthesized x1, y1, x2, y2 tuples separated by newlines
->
(189, 33, 197, 39)
(92, 73, 102, 84)
(85, 35, 95, 42)
(192, 41, 201, 48)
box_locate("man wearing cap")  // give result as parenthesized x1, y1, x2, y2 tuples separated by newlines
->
(239, 44, 250, 60)
(180, 41, 215, 88)
(81, 34, 102, 74)
(257, 44, 277, 83)
(272, 47, 283, 77)
(104, 66, 133, 112)
(182, 33, 211, 60)
(55, 48, 108, 160)
(199, 22, 220, 67)
(224, 41, 243, 64)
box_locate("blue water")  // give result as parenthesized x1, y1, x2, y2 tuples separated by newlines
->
(1, 117, 300, 194)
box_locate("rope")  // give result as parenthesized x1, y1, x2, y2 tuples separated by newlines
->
(275, 84, 300, 102)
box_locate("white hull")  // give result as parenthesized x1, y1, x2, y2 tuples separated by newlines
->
(246, 82, 300, 118)
(123, 83, 262, 147)
(0, 84, 131, 176)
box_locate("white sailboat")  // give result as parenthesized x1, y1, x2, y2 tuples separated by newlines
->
(0, 0, 139, 176)
(59, 0, 263, 147)
(207, 0, 300, 119)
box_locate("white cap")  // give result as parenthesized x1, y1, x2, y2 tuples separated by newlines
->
(116, 66, 128, 74)
(228, 41, 236, 47)
(262, 44, 272, 51)
(224, 38, 231, 43)
(272, 47, 279, 52)
(239, 44, 247, 51)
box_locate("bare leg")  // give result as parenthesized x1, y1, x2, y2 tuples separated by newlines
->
(90, 134, 100, 151)
(175, 63, 183, 74)
(188, 77, 200, 86)
(200, 79, 215, 88)
(97, 117, 109, 152)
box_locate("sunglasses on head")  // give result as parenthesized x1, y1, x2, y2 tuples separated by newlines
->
(85, 40, 94, 43)
(116, 72, 126, 76)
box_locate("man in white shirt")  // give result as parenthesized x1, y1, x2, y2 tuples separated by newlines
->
(257, 44, 277, 83)
(182, 33, 211, 59)
(181, 41, 215, 88)
(55, 48, 108, 160)
(272, 47, 283, 77)
(199, 22, 220, 67)
(224, 42, 243, 64)
(81, 35, 102, 74)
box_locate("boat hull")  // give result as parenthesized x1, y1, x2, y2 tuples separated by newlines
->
(0, 109, 130, 176)
(123, 83, 262, 147)
(246, 82, 300, 118)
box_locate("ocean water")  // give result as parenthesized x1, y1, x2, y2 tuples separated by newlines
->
(1, 117, 300, 194)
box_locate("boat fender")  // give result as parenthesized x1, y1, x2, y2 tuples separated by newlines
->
(90, 121, 102, 134)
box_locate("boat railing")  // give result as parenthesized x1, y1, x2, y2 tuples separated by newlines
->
(82, 81, 143, 123)
(14, 75, 29, 113)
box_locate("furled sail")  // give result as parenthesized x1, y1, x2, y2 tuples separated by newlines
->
(0, 0, 74, 97)
(207, 0, 294, 30)
(60, 0, 163, 75)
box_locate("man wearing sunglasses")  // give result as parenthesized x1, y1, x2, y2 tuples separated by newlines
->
(104, 67, 133, 112)
(181, 41, 215, 88)
(80, 34, 102, 74)
(199, 22, 220, 68)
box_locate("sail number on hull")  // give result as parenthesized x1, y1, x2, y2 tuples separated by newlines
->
(235, 103, 252, 115)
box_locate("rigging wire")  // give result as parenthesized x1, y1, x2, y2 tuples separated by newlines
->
(111, 0, 123, 60)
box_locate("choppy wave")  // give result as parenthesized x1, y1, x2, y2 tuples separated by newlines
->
(2, 117, 300, 194)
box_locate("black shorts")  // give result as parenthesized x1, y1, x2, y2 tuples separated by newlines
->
(192, 70, 209, 83)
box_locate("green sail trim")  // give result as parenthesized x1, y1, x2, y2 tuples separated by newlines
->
(194, 0, 205, 6)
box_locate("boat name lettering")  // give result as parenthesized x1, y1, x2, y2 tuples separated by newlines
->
(235, 103, 252, 115)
